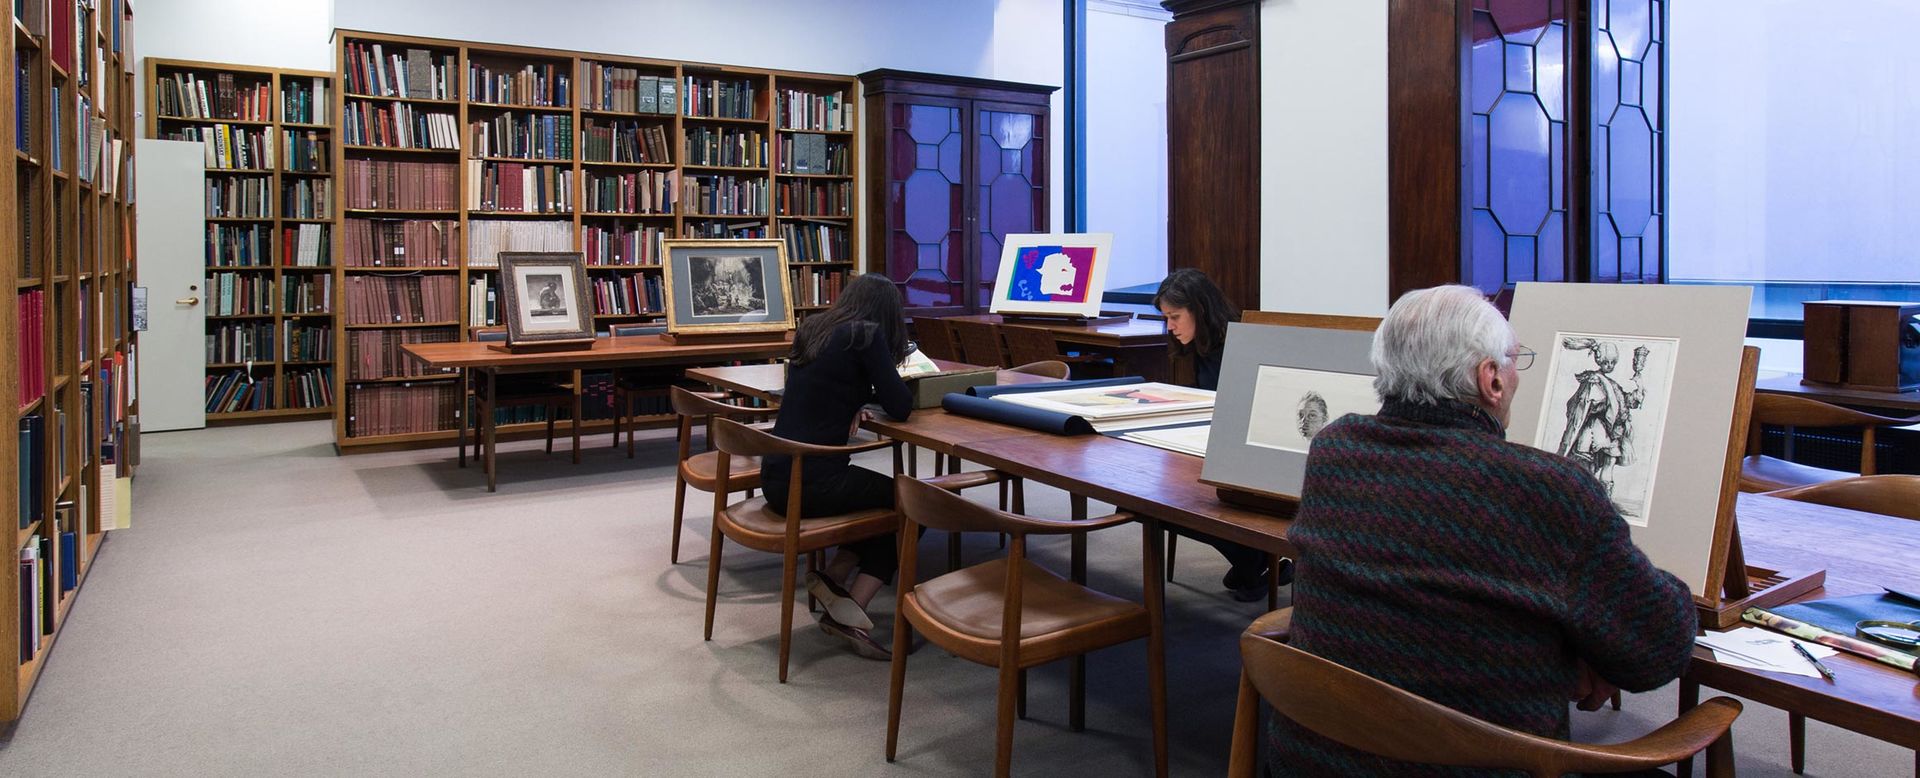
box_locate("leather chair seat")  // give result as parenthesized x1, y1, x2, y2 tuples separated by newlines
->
(680, 451, 761, 491)
(1740, 454, 1853, 492)
(906, 558, 1148, 667)
(717, 497, 896, 553)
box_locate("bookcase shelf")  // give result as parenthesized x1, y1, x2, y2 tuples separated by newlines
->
(8, 0, 139, 723)
(147, 58, 337, 422)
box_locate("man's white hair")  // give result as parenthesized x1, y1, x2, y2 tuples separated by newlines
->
(1370, 285, 1516, 405)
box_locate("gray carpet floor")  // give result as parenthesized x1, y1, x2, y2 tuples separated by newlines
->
(0, 420, 1908, 776)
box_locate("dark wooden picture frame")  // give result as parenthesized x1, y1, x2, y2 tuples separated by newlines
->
(498, 252, 595, 348)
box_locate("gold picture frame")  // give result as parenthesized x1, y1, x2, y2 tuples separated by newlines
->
(498, 252, 595, 347)
(660, 239, 795, 336)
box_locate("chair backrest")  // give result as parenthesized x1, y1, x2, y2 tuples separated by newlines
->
(711, 416, 871, 460)
(912, 317, 961, 362)
(1746, 393, 1920, 473)
(1237, 627, 1741, 777)
(669, 385, 772, 420)
(894, 474, 1133, 538)
(1000, 326, 1063, 367)
(611, 323, 668, 337)
(948, 319, 1007, 368)
(1007, 360, 1069, 380)
(1765, 474, 1920, 521)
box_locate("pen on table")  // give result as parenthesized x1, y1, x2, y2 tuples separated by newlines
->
(1792, 641, 1835, 681)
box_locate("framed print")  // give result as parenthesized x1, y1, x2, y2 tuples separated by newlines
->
(1506, 282, 1752, 596)
(498, 252, 593, 345)
(987, 232, 1115, 319)
(1202, 321, 1379, 501)
(661, 239, 794, 335)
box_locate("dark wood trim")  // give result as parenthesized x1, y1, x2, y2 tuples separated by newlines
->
(1568, 1, 1593, 283)
(1386, 0, 1466, 304)
(1161, 0, 1257, 15)
(1164, 0, 1261, 311)
(858, 69, 1058, 103)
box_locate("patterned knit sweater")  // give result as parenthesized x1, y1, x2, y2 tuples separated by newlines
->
(1267, 399, 1698, 776)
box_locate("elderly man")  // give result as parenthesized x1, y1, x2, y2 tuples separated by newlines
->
(1268, 285, 1698, 775)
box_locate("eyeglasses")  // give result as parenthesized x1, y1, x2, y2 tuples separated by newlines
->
(1510, 345, 1536, 371)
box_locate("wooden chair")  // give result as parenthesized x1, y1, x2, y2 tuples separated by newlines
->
(1740, 393, 1920, 492)
(948, 318, 1008, 368)
(1000, 326, 1105, 378)
(704, 417, 902, 682)
(466, 328, 580, 466)
(886, 473, 1168, 778)
(911, 316, 961, 362)
(667, 387, 776, 564)
(608, 323, 672, 456)
(1228, 608, 1741, 778)
(1006, 360, 1068, 380)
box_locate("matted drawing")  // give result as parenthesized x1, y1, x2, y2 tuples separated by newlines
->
(660, 239, 794, 336)
(987, 233, 1115, 319)
(498, 252, 592, 344)
(1534, 333, 1679, 526)
(1246, 366, 1380, 455)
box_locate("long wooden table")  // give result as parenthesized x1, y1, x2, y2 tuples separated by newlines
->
(1755, 371, 1920, 414)
(403, 335, 790, 491)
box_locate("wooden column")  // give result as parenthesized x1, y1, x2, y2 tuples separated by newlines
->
(1163, 0, 1260, 312)
(1386, 0, 1467, 304)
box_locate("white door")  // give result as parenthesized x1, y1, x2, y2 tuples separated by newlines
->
(135, 140, 207, 431)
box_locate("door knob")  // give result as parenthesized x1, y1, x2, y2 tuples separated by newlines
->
(176, 296, 200, 306)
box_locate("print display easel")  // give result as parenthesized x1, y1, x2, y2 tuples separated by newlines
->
(997, 312, 1133, 327)
(1696, 346, 1825, 629)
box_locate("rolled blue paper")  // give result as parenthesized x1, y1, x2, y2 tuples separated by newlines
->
(967, 375, 1145, 399)
(941, 392, 1095, 435)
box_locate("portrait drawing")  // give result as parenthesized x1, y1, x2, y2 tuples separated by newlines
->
(1246, 365, 1379, 455)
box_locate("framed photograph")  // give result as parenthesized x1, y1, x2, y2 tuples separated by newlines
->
(1202, 321, 1379, 500)
(498, 252, 593, 345)
(1506, 282, 1753, 596)
(987, 232, 1115, 319)
(661, 239, 794, 335)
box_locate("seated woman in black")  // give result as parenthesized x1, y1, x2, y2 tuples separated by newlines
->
(1155, 268, 1288, 601)
(761, 274, 914, 659)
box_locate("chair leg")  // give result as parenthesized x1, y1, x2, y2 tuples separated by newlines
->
(626, 396, 637, 459)
(948, 531, 962, 572)
(571, 398, 581, 464)
(1704, 727, 1735, 778)
(1676, 678, 1700, 777)
(995, 660, 1019, 777)
(1016, 669, 1028, 720)
(611, 392, 623, 450)
(545, 405, 556, 455)
(669, 476, 688, 565)
(886, 611, 913, 762)
(1267, 554, 1281, 611)
(1147, 641, 1169, 777)
(1227, 670, 1258, 778)
(807, 550, 823, 613)
(1070, 654, 1086, 732)
(1166, 532, 1178, 582)
(1790, 712, 1806, 774)
(702, 531, 725, 641)
(778, 549, 798, 683)
(1611, 689, 1622, 711)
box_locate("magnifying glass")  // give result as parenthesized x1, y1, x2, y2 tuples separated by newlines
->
(1855, 620, 1920, 648)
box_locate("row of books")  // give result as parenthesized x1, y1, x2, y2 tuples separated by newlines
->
(207, 272, 273, 316)
(468, 62, 569, 108)
(17, 290, 46, 407)
(582, 223, 667, 266)
(154, 71, 271, 122)
(345, 382, 460, 437)
(165, 123, 272, 170)
(343, 101, 460, 150)
(343, 43, 456, 100)
(283, 130, 329, 173)
(18, 529, 69, 664)
(584, 169, 676, 215)
(209, 321, 275, 364)
(683, 76, 761, 120)
(287, 367, 334, 409)
(282, 179, 331, 219)
(583, 64, 678, 114)
(468, 112, 572, 161)
(467, 276, 497, 327)
(342, 159, 457, 211)
(344, 219, 456, 267)
(791, 268, 848, 307)
(684, 221, 766, 239)
(682, 174, 768, 216)
(342, 274, 458, 325)
(347, 328, 459, 380)
(581, 119, 670, 164)
(778, 133, 848, 176)
(208, 224, 272, 267)
(467, 161, 573, 213)
(282, 274, 332, 315)
(14, 53, 27, 154)
(285, 323, 334, 363)
(206, 177, 270, 218)
(778, 222, 850, 264)
(465, 219, 571, 267)
(205, 370, 272, 413)
(286, 224, 331, 267)
(777, 88, 854, 132)
(775, 180, 853, 217)
(684, 126, 766, 169)
(588, 272, 665, 317)
(282, 76, 330, 125)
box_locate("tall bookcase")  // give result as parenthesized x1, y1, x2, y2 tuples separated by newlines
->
(332, 30, 861, 451)
(143, 58, 336, 423)
(5, 0, 139, 722)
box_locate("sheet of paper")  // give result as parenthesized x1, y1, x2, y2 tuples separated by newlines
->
(1120, 424, 1211, 457)
(1697, 627, 1837, 678)
(897, 348, 941, 377)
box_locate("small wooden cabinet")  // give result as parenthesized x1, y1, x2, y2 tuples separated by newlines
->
(858, 70, 1055, 316)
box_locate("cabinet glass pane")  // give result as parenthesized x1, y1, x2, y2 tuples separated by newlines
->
(1465, 1, 1570, 291)
(974, 110, 1044, 309)
(888, 102, 964, 308)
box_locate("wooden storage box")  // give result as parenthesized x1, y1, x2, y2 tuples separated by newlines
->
(1802, 300, 1920, 392)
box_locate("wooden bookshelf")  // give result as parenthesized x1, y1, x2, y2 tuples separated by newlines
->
(331, 30, 863, 451)
(144, 58, 337, 421)
(5, 0, 139, 723)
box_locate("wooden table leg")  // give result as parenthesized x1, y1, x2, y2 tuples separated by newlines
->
(1677, 677, 1700, 777)
(485, 370, 499, 492)
(1069, 492, 1087, 732)
(457, 369, 468, 468)
(570, 386, 582, 465)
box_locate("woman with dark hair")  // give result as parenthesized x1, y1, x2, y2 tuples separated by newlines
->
(1153, 268, 1286, 601)
(762, 273, 914, 659)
